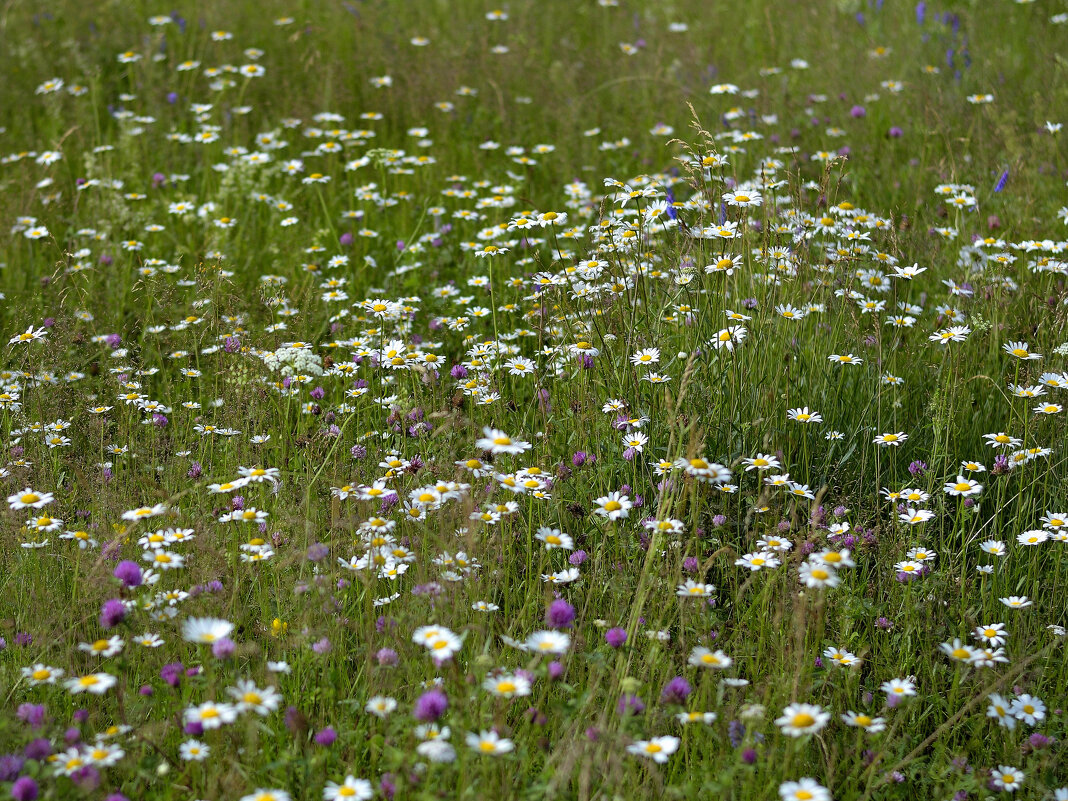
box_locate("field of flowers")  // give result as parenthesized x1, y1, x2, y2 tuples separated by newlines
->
(1, 1, 1067, 799)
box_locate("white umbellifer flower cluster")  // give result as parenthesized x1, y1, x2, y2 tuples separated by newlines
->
(259, 347, 323, 377)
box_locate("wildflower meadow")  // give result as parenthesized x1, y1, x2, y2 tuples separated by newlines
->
(1, 1, 1067, 799)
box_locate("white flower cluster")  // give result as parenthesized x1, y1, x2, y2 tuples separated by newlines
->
(259, 347, 323, 377)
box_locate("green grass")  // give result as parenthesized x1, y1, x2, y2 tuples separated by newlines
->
(0, 1, 1067, 799)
